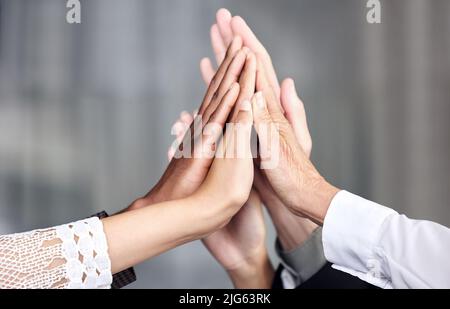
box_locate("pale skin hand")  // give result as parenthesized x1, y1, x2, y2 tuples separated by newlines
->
(206, 9, 339, 224)
(252, 66, 340, 224)
(200, 8, 318, 251)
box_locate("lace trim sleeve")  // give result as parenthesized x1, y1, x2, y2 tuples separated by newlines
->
(0, 217, 112, 289)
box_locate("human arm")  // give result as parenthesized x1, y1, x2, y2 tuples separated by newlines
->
(252, 56, 450, 289)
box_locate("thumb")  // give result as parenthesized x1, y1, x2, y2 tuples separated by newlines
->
(281, 78, 312, 156)
(200, 57, 216, 85)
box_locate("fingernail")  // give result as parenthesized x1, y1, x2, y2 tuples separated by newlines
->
(241, 100, 251, 111)
(256, 92, 265, 109)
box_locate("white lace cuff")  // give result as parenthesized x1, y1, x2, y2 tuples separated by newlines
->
(0, 217, 113, 289)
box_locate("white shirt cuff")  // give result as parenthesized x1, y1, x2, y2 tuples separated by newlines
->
(322, 190, 397, 285)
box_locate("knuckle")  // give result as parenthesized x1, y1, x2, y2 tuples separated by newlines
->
(212, 90, 219, 101)
(210, 76, 217, 87)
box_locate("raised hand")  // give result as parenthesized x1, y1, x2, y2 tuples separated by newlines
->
(200, 9, 280, 99)
(129, 37, 250, 210)
(252, 63, 339, 224)
(192, 96, 255, 237)
(200, 8, 319, 250)
(203, 190, 273, 289)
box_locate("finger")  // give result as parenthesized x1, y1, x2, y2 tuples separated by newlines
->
(216, 49, 247, 101)
(216, 8, 234, 48)
(231, 52, 257, 121)
(202, 48, 247, 122)
(171, 121, 187, 141)
(169, 119, 190, 161)
(200, 57, 216, 85)
(167, 148, 176, 161)
(208, 82, 240, 128)
(256, 56, 285, 121)
(225, 100, 253, 159)
(180, 111, 194, 127)
(231, 16, 280, 98)
(231, 16, 266, 55)
(235, 99, 253, 125)
(211, 24, 227, 64)
(201, 82, 240, 158)
(171, 121, 184, 136)
(251, 92, 275, 164)
(280, 78, 311, 155)
(199, 36, 242, 115)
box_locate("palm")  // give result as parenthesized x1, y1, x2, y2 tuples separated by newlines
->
(202, 190, 265, 270)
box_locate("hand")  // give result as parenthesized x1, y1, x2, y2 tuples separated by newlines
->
(203, 190, 273, 289)
(104, 100, 255, 273)
(191, 96, 255, 236)
(109, 93, 256, 273)
(201, 8, 319, 249)
(252, 65, 340, 224)
(169, 107, 274, 289)
(129, 37, 251, 210)
(201, 9, 280, 99)
(105, 43, 257, 274)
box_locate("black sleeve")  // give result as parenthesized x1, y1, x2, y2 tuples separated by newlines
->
(272, 263, 379, 289)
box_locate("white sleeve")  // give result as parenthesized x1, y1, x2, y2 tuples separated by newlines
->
(0, 217, 112, 289)
(322, 190, 450, 289)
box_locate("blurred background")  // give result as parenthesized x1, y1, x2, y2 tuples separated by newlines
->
(0, 0, 449, 288)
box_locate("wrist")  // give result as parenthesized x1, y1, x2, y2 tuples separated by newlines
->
(262, 196, 317, 251)
(190, 187, 246, 236)
(226, 251, 274, 289)
(295, 176, 340, 225)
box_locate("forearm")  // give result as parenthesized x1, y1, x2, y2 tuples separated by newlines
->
(103, 196, 200, 274)
(264, 198, 318, 252)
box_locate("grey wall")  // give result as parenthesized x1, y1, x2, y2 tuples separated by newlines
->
(0, 0, 449, 288)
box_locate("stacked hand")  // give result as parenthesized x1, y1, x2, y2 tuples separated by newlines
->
(126, 33, 272, 285)
(169, 8, 323, 277)
(125, 8, 340, 288)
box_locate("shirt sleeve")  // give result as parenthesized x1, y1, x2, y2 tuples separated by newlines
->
(91, 211, 136, 289)
(275, 227, 327, 288)
(322, 190, 450, 288)
(0, 217, 112, 289)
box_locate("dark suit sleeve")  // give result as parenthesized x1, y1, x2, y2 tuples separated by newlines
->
(92, 211, 137, 289)
(273, 227, 377, 289)
(273, 263, 378, 289)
